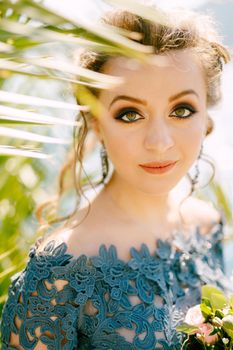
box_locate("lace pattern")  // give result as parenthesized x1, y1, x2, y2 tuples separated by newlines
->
(1, 219, 232, 350)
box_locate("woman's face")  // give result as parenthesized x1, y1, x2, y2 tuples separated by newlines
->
(92, 49, 208, 195)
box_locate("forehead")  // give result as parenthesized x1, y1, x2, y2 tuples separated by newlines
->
(99, 49, 206, 103)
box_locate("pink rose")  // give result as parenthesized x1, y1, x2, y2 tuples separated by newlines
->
(184, 305, 205, 326)
(197, 323, 219, 344)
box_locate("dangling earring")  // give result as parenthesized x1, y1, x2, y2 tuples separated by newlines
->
(100, 142, 109, 184)
(188, 143, 203, 194)
(180, 144, 215, 226)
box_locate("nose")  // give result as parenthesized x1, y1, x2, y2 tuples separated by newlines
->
(144, 117, 174, 153)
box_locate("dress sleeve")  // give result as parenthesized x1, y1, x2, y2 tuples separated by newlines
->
(192, 212, 233, 295)
(0, 239, 97, 350)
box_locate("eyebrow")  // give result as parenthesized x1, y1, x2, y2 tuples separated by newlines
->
(108, 89, 199, 109)
(109, 95, 147, 109)
(169, 89, 199, 102)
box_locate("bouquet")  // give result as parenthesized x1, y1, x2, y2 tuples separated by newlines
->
(176, 284, 233, 349)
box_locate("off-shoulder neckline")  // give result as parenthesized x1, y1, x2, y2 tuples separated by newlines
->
(31, 218, 224, 265)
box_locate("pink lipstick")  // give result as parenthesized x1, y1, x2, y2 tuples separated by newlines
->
(139, 160, 177, 174)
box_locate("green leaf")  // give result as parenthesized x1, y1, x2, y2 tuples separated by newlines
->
(0, 105, 79, 126)
(0, 90, 88, 112)
(202, 284, 225, 301)
(202, 296, 212, 308)
(0, 127, 70, 145)
(44, 3, 153, 55)
(200, 302, 212, 317)
(0, 263, 25, 279)
(201, 285, 228, 311)
(176, 323, 199, 334)
(210, 293, 228, 311)
(0, 295, 7, 304)
(0, 57, 123, 89)
(21, 56, 124, 88)
(215, 309, 225, 319)
(222, 315, 233, 339)
(0, 41, 13, 53)
(104, 0, 172, 26)
(0, 146, 50, 159)
(75, 85, 103, 120)
(3, 1, 154, 60)
(0, 59, 107, 88)
(209, 327, 220, 336)
(0, 18, 111, 49)
(1, 1, 67, 26)
(0, 247, 17, 261)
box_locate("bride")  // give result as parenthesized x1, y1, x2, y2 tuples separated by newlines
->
(1, 5, 232, 350)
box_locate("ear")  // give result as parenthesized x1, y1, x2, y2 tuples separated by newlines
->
(202, 112, 208, 138)
(204, 116, 208, 137)
(204, 113, 214, 137)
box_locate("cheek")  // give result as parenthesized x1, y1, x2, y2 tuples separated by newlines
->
(105, 136, 135, 165)
(100, 124, 138, 165)
(178, 118, 205, 159)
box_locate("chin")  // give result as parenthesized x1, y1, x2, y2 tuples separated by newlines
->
(137, 171, 188, 193)
(136, 183, 178, 196)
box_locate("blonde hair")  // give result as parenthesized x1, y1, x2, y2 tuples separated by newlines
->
(36, 7, 231, 234)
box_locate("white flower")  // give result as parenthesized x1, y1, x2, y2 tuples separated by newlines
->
(184, 305, 205, 326)
(222, 338, 229, 345)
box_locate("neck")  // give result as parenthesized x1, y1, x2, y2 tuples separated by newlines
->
(101, 172, 181, 235)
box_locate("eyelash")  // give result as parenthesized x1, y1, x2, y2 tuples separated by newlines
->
(114, 104, 197, 123)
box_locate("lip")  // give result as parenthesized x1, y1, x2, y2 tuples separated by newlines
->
(139, 161, 178, 174)
(139, 160, 177, 168)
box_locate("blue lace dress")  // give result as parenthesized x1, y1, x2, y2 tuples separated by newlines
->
(1, 218, 232, 350)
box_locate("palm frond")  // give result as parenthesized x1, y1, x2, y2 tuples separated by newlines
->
(0, 247, 18, 261)
(0, 145, 51, 158)
(104, 0, 171, 25)
(0, 105, 79, 126)
(0, 18, 112, 50)
(0, 90, 88, 111)
(0, 41, 14, 53)
(0, 127, 70, 144)
(0, 0, 157, 157)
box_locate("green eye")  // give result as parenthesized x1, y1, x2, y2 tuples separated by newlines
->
(115, 108, 143, 123)
(123, 111, 137, 121)
(176, 108, 190, 117)
(171, 104, 196, 119)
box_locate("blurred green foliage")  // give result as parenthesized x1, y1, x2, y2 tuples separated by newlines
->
(0, 155, 45, 315)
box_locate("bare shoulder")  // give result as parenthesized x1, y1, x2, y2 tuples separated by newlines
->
(181, 196, 221, 234)
(34, 196, 221, 259)
(35, 226, 74, 254)
(35, 207, 93, 257)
